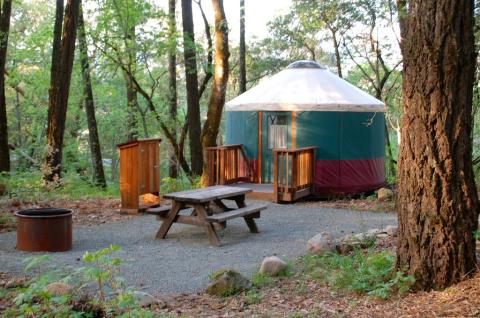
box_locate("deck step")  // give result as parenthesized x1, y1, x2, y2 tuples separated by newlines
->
(206, 203, 268, 223)
(143, 205, 172, 216)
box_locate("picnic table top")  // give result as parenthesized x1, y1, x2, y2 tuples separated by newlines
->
(163, 185, 252, 203)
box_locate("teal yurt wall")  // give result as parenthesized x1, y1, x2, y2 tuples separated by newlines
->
(225, 111, 259, 176)
(225, 110, 385, 195)
(296, 111, 384, 195)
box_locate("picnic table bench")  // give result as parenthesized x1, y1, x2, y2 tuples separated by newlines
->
(145, 185, 268, 246)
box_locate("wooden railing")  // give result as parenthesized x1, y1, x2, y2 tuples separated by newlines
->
(207, 144, 254, 186)
(273, 147, 317, 202)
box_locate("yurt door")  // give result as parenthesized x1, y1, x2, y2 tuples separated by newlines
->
(262, 112, 291, 183)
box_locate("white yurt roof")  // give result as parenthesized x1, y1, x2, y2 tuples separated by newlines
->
(226, 60, 386, 112)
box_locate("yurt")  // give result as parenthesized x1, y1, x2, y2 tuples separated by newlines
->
(224, 60, 386, 198)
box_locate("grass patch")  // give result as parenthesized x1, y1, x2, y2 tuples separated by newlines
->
(277, 258, 294, 278)
(251, 272, 275, 288)
(244, 290, 262, 305)
(160, 176, 200, 195)
(300, 250, 415, 299)
(0, 212, 15, 231)
(0, 171, 119, 201)
(2, 245, 172, 317)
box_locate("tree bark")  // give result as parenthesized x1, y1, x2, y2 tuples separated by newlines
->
(196, 0, 213, 100)
(50, 0, 64, 91)
(44, 0, 80, 182)
(78, 3, 106, 188)
(396, 0, 479, 290)
(0, 0, 12, 173)
(124, 25, 138, 141)
(181, 0, 203, 176)
(238, 0, 246, 93)
(330, 29, 342, 78)
(168, 0, 178, 178)
(201, 0, 229, 184)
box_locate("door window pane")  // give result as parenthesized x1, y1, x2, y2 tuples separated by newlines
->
(268, 115, 287, 149)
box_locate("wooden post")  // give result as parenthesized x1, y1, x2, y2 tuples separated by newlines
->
(258, 111, 263, 183)
(273, 149, 278, 203)
(291, 111, 296, 149)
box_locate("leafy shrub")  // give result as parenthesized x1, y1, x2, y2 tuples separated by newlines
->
(3, 245, 163, 317)
(0, 171, 118, 201)
(160, 176, 200, 195)
(251, 272, 274, 288)
(244, 290, 262, 305)
(300, 250, 415, 299)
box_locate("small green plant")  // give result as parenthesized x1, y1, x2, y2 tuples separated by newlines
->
(277, 258, 294, 278)
(251, 272, 274, 288)
(81, 244, 124, 301)
(0, 171, 118, 202)
(294, 281, 308, 294)
(244, 290, 262, 305)
(300, 250, 415, 299)
(473, 230, 480, 240)
(0, 212, 15, 232)
(160, 175, 201, 195)
(4, 246, 161, 317)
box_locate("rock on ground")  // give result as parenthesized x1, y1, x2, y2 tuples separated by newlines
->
(385, 225, 398, 237)
(377, 188, 394, 201)
(45, 282, 72, 296)
(259, 256, 287, 276)
(307, 232, 335, 255)
(205, 269, 251, 296)
(133, 291, 160, 307)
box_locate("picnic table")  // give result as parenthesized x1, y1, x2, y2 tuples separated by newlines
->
(144, 185, 268, 246)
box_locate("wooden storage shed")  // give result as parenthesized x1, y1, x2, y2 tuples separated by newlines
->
(117, 138, 161, 213)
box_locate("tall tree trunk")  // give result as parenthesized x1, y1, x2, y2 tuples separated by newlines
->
(396, 0, 479, 290)
(124, 71, 139, 140)
(384, 122, 395, 177)
(50, 0, 64, 91)
(44, 0, 80, 182)
(168, 0, 178, 178)
(375, 89, 396, 178)
(238, 0, 246, 94)
(181, 0, 203, 176)
(124, 26, 138, 141)
(78, 3, 106, 188)
(331, 30, 342, 78)
(201, 0, 229, 184)
(0, 0, 12, 173)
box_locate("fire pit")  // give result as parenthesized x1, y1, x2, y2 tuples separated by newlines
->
(15, 208, 73, 252)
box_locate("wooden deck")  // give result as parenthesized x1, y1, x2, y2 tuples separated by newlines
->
(230, 183, 274, 201)
(206, 144, 316, 203)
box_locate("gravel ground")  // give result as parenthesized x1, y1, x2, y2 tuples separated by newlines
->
(0, 201, 396, 295)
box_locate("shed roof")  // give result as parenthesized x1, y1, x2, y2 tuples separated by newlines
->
(226, 60, 386, 112)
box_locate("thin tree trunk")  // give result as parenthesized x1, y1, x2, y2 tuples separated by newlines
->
(124, 25, 138, 141)
(0, 0, 12, 173)
(124, 72, 139, 140)
(181, 0, 203, 176)
(44, 0, 80, 182)
(196, 0, 213, 99)
(375, 89, 396, 177)
(201, 0, 229, 184)
(238, 0, 246, 94)
(396, 0, 479, 290)
(168, 0, 178, 178)
(50, 0, 64, 92)
(384, 122, 395, 177)
(331, 30, 342, 78)
(78, 3, 106, 188)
